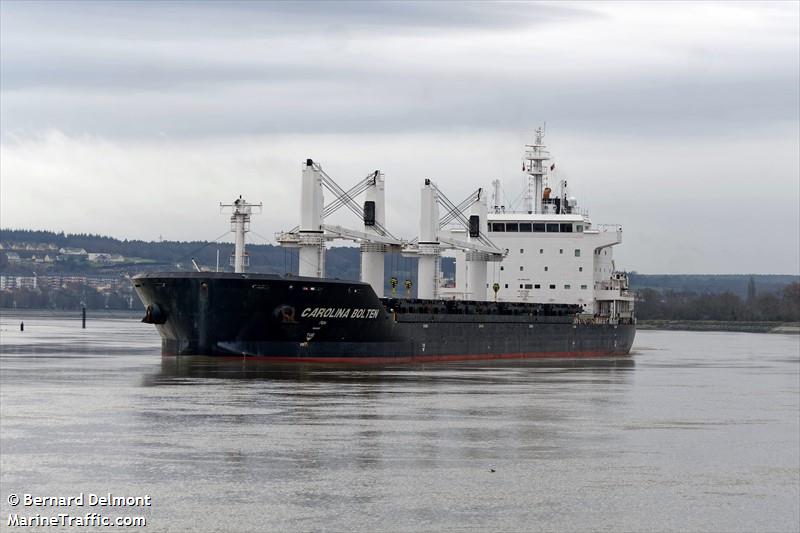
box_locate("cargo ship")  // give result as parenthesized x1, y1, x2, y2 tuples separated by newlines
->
(134, 128, 635, 363)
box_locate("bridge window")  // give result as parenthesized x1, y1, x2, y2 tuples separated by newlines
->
(533, 223, 546, 232)
(579, 267, 583, 272)
(534, 284, 541, 289)
(575, 249, 581, 257)
(519, 223, 532, 232)
(549, 284, 556, 289)
(520, 248, 524, 254)
(559, 249, 563, 254)
(565, 284, 571, 289)
(506, 223, 519, 232)
(581, 284, 588, 289)
(505, 284, 508, 288)
(524, 284, 533, 289)
(544, 266, 548, 271)
(539, 248, 544, 254)
(560, 223, 573, 233)
(500, 266, 504, 271)
(519, 284, 523, 289)
(519, 266, 524, 271)
(546, 223, 559, 232)
(576, 225, 584, 232)
(491, 223, 505, 232)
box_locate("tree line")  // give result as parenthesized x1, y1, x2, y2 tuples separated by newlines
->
(636, 282, 800, 322)
(2, 229, 799, 318)
(3, 280, 799, 322)
(0, 284, 136, 311)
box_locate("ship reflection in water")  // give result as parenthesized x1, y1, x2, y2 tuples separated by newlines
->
(1, 314, 798, 533)
(149, 354, 635, 384)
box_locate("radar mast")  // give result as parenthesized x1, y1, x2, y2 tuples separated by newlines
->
(523, 126, 551, 214)
(220, 196, 262, 273)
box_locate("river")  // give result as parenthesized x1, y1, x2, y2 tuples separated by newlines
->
(1, 312, 798, 532)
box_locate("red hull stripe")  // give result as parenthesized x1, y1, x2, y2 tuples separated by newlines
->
(172, 350, 630, 365)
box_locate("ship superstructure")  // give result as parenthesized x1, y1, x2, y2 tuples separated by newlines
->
(444, 127, 633, 323)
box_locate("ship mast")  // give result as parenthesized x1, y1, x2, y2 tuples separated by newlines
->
(491, 179, 502, 213)
(220, 196, 262, 273)
(523, 126, 550, 214)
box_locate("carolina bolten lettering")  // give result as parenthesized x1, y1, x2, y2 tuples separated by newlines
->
(300, 307, 378, 319)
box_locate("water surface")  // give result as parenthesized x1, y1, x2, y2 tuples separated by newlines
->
(1, 313, 798, 532)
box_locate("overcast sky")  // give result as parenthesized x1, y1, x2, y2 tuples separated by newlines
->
(1, 1, 798, 274)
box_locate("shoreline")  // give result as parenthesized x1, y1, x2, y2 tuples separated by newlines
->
(2, 309, 798, 334)
(636, 320, 800, 334)
(0, 308, 142, 320)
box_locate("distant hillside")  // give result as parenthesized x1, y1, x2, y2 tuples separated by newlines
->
(628, 273, 799, 298)
(0, 228, 439, 291)
(1, 228, 796, 295)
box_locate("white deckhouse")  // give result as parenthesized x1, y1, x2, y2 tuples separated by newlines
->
(442, 128, 634, 322)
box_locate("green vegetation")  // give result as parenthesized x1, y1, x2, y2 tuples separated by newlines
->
(628, 272, 798, 299)
(0, 228, 361, 277)
(636, 320, 797, 333)
(636, 282, 800, 322)
(2, 229, 799, 324)
(0, 284, 132, 311)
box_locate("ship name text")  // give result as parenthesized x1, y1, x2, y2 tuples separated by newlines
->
(301, 307, 380, 319)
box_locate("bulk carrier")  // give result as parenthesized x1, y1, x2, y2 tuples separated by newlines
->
(134, 128, 635, 363)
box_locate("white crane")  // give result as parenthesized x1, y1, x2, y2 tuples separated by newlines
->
(403, 180, 505, 300)
(278, 160, 505, 301)
(277, 159, 403, 297)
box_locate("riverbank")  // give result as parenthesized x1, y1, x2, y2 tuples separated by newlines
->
(637, 320, 800, 334)
(0, 308, 142, 320)
(2, 310, 799, 334)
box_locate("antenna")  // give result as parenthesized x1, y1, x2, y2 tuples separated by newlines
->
(491, 179, 502, 213)
(523, 125, 550, 214)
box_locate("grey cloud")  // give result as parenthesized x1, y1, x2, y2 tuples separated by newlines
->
(1, 1, 599, 92)
(249, 1, 598, 30)
(1, 1, 797, 275)
(2, 1, 795, 140)
(1, 1, 598, 41)
(2, 67, 797, 140)
(0, 51, 337, 91)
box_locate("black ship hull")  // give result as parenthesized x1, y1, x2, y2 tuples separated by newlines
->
(133, 272, 635, 364)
